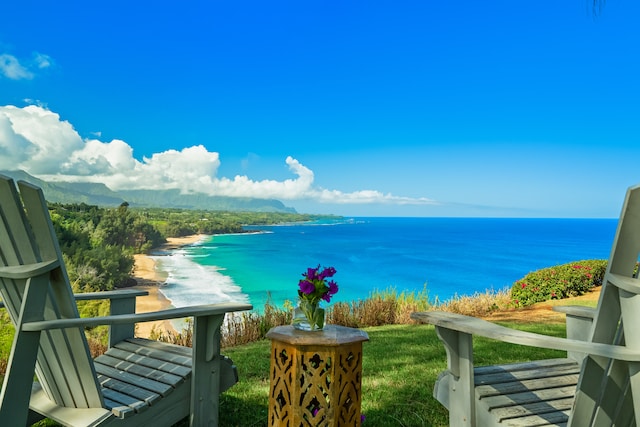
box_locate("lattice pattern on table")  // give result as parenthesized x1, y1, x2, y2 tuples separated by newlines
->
(268, 341, 364, 427)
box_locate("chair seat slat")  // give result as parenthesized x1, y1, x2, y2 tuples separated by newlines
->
(95, 354, 184, 386)
(104, 347, 191, 377)
(100, 387, 150, 413)
(102, 397, 136, 419)
(93, 362, 174, 397)
(476, 374, 579, 398)
(97, 375, 161, 405)
(117, 339, 192, 366)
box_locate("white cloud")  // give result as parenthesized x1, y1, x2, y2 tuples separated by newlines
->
(0, 52, 52, 80)
(313, 188, 435, 205)
(0, 105, 83, 173)
(0, 112, 34, 168)
(33, 52, 53, 69)
(0, 54, 34, 80)
(0, 104, 436, 206)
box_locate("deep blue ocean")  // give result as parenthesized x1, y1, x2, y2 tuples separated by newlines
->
(151, 217, 617, 311)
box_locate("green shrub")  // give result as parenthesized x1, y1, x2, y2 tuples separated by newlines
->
(510, 259, 607, 307)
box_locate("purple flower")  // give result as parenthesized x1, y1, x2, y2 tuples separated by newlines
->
(299, 279, 315, 295)
(328, 280, 338, 295)
(297, 265, 338, 306)
(319, 266, 336, 280)
(304, 266, 320, 280)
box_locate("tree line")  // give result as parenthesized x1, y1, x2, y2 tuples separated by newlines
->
(49, 201, 334, 294)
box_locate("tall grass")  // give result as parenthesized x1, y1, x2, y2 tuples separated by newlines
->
(437, 288, 513, 317)
(147, 286, 512, 349)
(0, 285, 514, 380)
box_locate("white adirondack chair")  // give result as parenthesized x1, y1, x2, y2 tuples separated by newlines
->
(0, 175, 253, 426)
(412, 183, 640, 426)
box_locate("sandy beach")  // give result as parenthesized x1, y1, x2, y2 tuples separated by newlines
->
(132, 234, 206, 338)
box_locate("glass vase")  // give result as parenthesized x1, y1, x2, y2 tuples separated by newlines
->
(292, 300, 326, 331)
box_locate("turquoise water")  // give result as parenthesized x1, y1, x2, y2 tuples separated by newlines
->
(152, 217, 617, 311)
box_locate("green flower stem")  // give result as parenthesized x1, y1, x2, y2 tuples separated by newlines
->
(297, 299, 325, 330)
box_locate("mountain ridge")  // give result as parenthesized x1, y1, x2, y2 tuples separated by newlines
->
(0, 170, 297, 213)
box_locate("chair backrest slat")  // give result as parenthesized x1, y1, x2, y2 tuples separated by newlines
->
(0, 175, 103, 409)
(570, 184, 640, 426)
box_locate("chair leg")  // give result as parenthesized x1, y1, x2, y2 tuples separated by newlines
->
(436, 327, 476, 427)
(190, 314, 224, 426)
(0, 330, 41, 425)
(1, 275, 49, 425)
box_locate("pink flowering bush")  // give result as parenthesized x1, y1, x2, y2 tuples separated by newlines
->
(510, 259, 607, 307)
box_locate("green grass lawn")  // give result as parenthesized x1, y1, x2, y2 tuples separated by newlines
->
(218, 322, 568, 427)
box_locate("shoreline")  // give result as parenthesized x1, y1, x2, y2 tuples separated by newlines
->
(132, 234, 207, 338)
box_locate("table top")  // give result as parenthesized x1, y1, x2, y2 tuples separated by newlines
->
(266, 324, 369, 346)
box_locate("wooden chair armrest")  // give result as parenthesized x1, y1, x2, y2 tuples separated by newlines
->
(0, 260, 59, 279)
(72, 289, 149, 301)
(22, 302, 253, 331)
(552, 305, 596, 319)
(411, 311, 640, 362)
(1, 282, 148, 310)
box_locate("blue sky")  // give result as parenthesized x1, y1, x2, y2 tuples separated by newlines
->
(1, 1, 639, 217)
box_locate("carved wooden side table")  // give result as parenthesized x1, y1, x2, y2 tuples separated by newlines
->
(266, 324, 369, 427)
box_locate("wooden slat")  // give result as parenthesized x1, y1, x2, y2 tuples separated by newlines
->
(95, 336, 196, 420)
(476, 364, 580, 388)
(497, 410, 570, 427)
(97, 375, 161, 405)
(476, 367, 580, 387)
(102, 397, 136, 419)
(126, 337, 193, 356)
(0, 177, 38, 265)
(477, 374, 579, 399)
(94, 338, 196, 420)
(104, 347, 191, 377)
(22, 302, 251, 331)
(480, 386, 577, 409)
(474, 353, 580, 425)
(93, 363, 173, 397)
(0, 260, 59, 279)
(95, 354, 184, 386)
(489, 397, 574, 423)
(101, 388, 149, 413)
(475, 358, 578, 377)
(117, 339, 192, 366)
